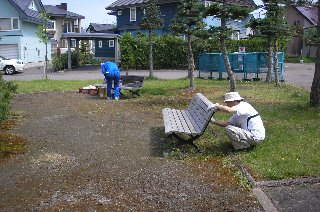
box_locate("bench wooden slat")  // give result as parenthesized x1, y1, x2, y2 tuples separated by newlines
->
(180, 110, 199, 135)
(162, 93, 217, 145)
(163, 108, 196, 135)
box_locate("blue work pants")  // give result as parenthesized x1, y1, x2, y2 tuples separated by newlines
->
(106, 75, 120, 99)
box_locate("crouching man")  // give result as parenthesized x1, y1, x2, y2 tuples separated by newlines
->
(211, 92, 265, 150)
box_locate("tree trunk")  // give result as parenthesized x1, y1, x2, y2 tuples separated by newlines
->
(43, 42, 48, 80)
(148, 30, 154, 78)
(187, 34, 195, 88)
(220, 10, 236, 92)
(266, 37, 273, 83)
(309, 1, 320, 107)
(273, 39, 279, 86)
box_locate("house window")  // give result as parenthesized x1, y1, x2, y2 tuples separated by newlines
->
(0, 18, 19, 31)
(48, 20, 55, 30)
(109, 40, 114, 48)
(99, 40, 103, 48)
(71, 39, 76, 48)
(205, 1, 211, 7)
(61, 39, 67, 48)
(130, 7, 136, 22)
(294, 21, 301, 27)
(118, 10, 122, 15)
(12, 18, 19, 30)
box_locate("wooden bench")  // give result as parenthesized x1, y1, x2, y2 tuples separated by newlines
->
(162, 93, 218, 148)
(94, 75, 145, 97)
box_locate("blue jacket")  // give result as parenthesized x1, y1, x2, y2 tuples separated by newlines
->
(101, 62, 120, 78)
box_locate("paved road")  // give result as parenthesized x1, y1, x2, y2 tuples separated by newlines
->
(3, 63, 315, 91)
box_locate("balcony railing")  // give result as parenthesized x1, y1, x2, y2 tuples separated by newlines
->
(62, 24, 80, 33)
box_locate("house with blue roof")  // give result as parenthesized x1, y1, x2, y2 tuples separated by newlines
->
(0, 0, 52, 64)
(105, 0, 257, 36)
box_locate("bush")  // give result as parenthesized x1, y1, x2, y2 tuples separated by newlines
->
(120, 33, 269, 70)
(0, 74, 17, 122)
(51, 51, 78, 71)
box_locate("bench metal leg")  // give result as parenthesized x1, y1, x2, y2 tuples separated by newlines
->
(170, 133, 201, 149)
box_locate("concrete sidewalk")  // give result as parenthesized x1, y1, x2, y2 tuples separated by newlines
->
(3, 63, 315, 92)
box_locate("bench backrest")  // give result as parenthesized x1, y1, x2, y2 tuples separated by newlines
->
(120, 75, 145, 88)
(187, 93, 216, 133)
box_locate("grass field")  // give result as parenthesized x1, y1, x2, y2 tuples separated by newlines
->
(11, 78, 320, 180)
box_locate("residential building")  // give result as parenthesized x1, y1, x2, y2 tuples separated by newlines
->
(105, 0, 256, 36)
(0, 0, 51, 64)
(44, 3, 85, 54)
(285, 5, 318, 57)
(86, 23, 117, 56)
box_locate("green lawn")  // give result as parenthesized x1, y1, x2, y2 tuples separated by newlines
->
(12, 78, 320, 180)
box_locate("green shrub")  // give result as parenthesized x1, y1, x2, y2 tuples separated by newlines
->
(0, 74, 17, 122)
(51, 52, 78, 71)
(120, 33, 269, 70)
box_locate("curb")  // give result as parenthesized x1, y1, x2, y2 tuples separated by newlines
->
(234, 158, 320, 212)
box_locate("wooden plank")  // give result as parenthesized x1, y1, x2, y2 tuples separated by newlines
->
(163, 108, 175, 134)
(181, 111, 200, 136)
(162, 108, 195, 135)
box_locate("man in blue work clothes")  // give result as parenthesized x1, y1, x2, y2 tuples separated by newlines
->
(101, 61, 121, 100)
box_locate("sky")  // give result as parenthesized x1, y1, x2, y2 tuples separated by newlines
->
(41, 0, 264, 29)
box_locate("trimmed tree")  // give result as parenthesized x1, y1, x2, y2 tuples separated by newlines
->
(36, 11, 50, 80)
(140, 0, 164, 78)
(170, 0, 206, 88)
(205, 0, 251, 91)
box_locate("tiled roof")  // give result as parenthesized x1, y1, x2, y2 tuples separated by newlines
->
(88, 23, 116, 33)
(106, 0, 256, 10)
(9, 0, 44, 23)
(295, 6, 318, 26)
(44, 5, 85, 19)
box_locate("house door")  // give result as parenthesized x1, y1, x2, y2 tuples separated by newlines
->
(0, 44, 19, 59)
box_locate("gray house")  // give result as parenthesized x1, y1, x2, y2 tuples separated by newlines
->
(44, 3, 85, 54)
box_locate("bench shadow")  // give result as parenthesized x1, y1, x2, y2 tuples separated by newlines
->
(149, 126, 180, 158)
(149, 125, 237, 158)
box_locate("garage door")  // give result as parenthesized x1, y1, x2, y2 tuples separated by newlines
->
(0, 44, 19, 59)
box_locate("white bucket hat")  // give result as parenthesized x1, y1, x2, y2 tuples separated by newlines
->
(224, 92, 244, 102)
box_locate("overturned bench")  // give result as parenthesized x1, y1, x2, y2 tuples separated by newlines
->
(94, 75, 145, 97)
(120, 75, 145, 96)
(162, 93, 218, 148)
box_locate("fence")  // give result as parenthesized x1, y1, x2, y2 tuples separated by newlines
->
(198, 52, 284, 81)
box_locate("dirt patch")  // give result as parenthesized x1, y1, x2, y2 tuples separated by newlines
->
(0, 91, 263, 211)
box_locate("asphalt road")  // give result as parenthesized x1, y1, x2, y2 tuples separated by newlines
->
(2, 63, 315, 91)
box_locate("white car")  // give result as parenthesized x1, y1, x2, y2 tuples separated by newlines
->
(0, 55, 25, 75)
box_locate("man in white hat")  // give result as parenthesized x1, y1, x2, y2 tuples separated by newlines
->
(210, 92, 265, 150)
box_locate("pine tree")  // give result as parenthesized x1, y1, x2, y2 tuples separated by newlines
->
(170, 0, 206, 88)
(140, 0, 164, 78)
(205, 0, 251, 91)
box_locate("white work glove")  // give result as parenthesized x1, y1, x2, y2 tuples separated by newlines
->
(207, 103, 220, 112)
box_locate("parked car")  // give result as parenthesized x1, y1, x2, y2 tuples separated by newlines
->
(0, 55, 25, 75)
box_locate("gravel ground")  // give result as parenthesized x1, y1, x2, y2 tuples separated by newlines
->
(0, 91, 263, 211)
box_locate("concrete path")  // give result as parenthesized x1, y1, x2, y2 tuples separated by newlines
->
(3, 63, 316, 92)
